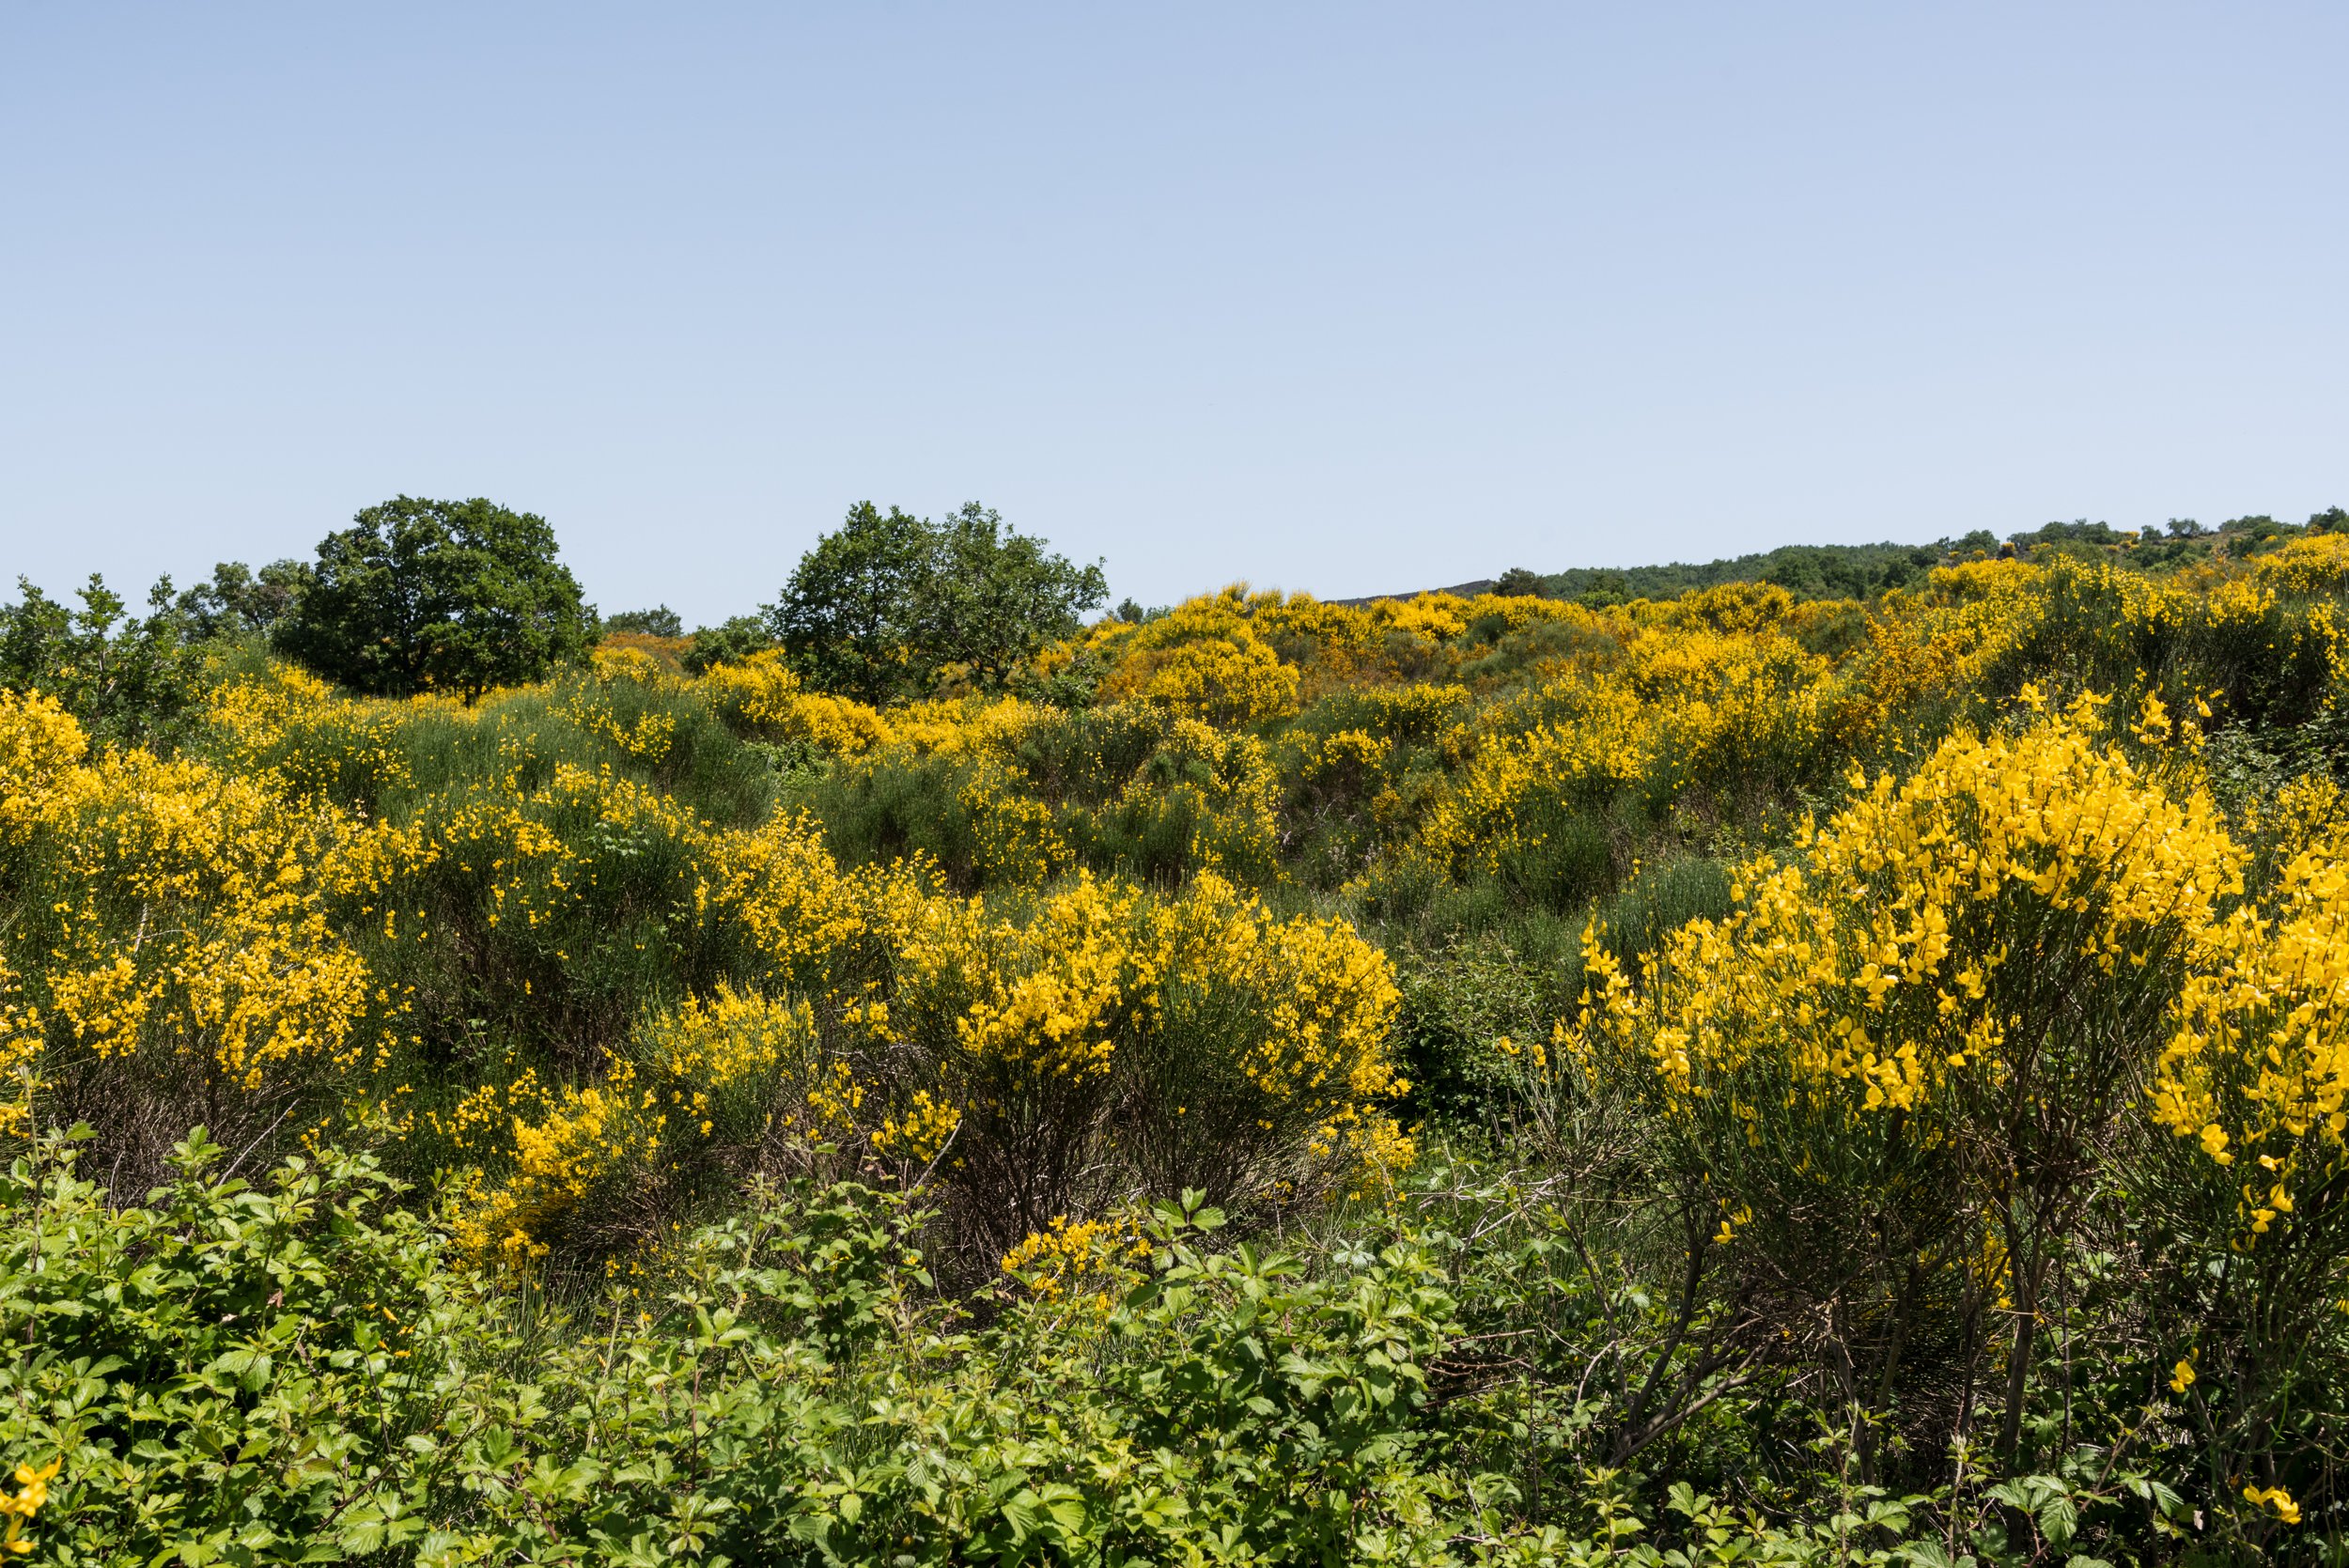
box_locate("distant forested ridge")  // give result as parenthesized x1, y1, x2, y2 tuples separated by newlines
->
(1395, 506, 2349, 609)
(1540, 538, 1948, 605)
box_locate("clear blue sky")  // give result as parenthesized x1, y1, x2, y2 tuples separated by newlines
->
(4, 4, 2343, 622)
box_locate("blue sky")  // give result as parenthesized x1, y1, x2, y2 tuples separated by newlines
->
(3, 4, 2343, 621)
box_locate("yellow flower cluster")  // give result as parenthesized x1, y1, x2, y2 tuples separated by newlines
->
(0, 955, 36, 1139)
(832, 870, 1410, 1197)
(453, 985, 820, 1263)
(1577, 698, 2238, 1124)
(1, 691, 379, 1096)
(1422, 621, 1836, 882)
(2247, 531, 2349, 598)
(870, 1088, 961, 1164)
(1090, 593, 1302, 727)
(2154, 827, 2349, 1236)
(453, 1072, 643, 1264)
(1075, 582, 1621, 719)
(694, 648, 892, 753)
(561, 686, 679, 765)
(1001, 1210, 1151, 1308)
(0, 1458, 59, 1557)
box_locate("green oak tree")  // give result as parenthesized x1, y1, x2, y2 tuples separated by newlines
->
(175, 558, 316, 642)
(273, 496, 594, 700)
(765, 501, 1106, 701)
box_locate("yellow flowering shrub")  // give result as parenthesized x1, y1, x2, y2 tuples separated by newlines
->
(696, 649, 892, 753)
(587, 642, 682, 688)
(1670, 580, 1797, 633)
(445, 861, 1406, 1271)
(1565, 699, 2242, 1448)
(2154, 833, 2349, 1235)
(1873, 552, 2343, 741)
(1001, 1208, 1152, 1312)
(786, 869, 1410, 1265)
(454, 985, 819, 1264)
(2249, 530, 2349, 598)
(0, 956, 38, 1140)
(2, 696, 378, 1125)
(1592, 697, 2234, 1117)
(0, 691, 86, 842)
(1094, 595, 1300, 727)
(954, 761, 1077, 883)
(810, 697, 1285, 892)
(1125, 718, 1283, 882)
(1416, 621, 1837, 899)
(695, 809, 934, 1000)
(200, 660, 426, 805)
(452, 1073, 649, 1265)
(561, 677, 681, 766)
(1080, 584, 1595, 709)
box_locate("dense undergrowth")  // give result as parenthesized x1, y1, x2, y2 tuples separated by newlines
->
(10, 538, 2349, 1561)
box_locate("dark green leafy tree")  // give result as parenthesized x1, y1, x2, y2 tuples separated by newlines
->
(1492, 567, 1548, 598)
(0, 573, 203, 747)
(602, 605, 683, 638)
(681, 614, 774, 674)
(765, 501, 1106, 701)
(922, 503, 1111, 690)
(273, 496, 594, 700)
(174, 558, 315, 642)
(764, 503, 934, 700)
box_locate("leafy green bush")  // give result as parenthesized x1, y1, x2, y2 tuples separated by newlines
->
(0, 575, 208, 750)
(0, 1116, 2294, 1561)
(0, 1129, 1475, 1565)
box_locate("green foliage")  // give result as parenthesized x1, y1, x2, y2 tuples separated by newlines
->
(768, 501, 1107, 701)
(0, 1133, 1495, 1565)
(0, 574, 205, 748)
(1544, 542, 1948, 606)
(682, 613, 775, 673)
(1529, 506, 2344, 606)
(173, 559, 315, 643)
(17, 1126, 2187, 1563)
(603, 604, 684, 638)
(809, 700, 1280, 893)
(273, 496, 594, 700)
(2, 1127, 476, 1565)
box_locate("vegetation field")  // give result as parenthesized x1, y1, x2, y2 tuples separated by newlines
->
(8, 505, 2349, 1563)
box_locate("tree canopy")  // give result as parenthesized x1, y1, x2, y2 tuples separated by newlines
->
(681, 614, 773, 674)
(273, 496, 594, 699)
(601, 604, 682, 639)
(175, 558, 315, 642)
(0, 574, 201, 747)
(765, 501, 1107, 701)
